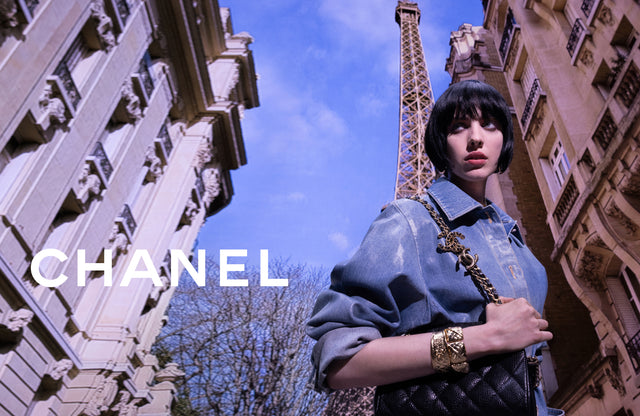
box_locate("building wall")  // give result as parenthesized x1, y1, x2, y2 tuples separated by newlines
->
(0, 1, 258, 415)
(449, 0, 640, 414)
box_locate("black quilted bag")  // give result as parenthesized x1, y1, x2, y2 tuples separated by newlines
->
(374, 348, 537, 416)
(373, 197, 539, 416)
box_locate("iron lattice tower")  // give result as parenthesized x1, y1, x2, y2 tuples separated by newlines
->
(394, 1, 436, 199)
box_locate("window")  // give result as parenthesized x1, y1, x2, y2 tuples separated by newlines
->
(549, 140, 571, 189)
(540, 128, 572, 199)
(609, 267, 640, 339)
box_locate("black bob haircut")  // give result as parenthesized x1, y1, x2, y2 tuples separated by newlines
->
(424, 80, 514, 174)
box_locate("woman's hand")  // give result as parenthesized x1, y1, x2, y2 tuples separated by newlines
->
(482, 297, 552, 353)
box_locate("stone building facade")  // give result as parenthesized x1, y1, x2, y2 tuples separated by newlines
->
(0, 0, 258, 414)
(447, 0, 640, 414)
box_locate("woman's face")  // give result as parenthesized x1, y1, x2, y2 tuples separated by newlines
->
(445, 112, 503, 188)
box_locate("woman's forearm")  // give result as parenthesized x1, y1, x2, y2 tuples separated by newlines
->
(326, 325, 498, 389)
(326, 298, 552, 389)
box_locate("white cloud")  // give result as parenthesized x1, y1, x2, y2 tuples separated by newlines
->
(241, 61, 352, 174)
(287, 192, 306, 202)
(328, 231, 349, 251)
(318, 0, 398, 47)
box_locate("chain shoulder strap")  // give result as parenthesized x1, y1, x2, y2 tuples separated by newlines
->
(407, 196, 502, 305)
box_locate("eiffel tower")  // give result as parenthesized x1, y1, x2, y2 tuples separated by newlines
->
(322, 2, 436, 414)
(394, 0, 436, 199)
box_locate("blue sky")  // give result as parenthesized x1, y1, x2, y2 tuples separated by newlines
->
(198, 0, 485, 270)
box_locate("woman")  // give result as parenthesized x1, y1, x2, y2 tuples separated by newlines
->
(307, 80, 563, 415)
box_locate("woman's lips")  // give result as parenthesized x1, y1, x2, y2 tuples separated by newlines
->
(464, 152, 488, 167)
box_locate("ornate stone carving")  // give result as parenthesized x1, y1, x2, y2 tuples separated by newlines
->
(597, 5, 615, 26)
(39, 84, 67, 126)
(194, 138, 216, 170)
(144, 145, 164, 183)
(90, 0, 115, 51)
(110, 390, 141, 416)
(0, 0, 18, 28)
(148, 273, 170, 307)
(579, 149, 596, 174)
(6, 308, 33, 331)
(579, 49, 594, 68)
(606, 203, 638, 236)
(47, 358, 73, 381)
(120, 79, 142, 123)
(81, 374, 119, 416)
(78, 163, 103, 205)
(108, 224, 130, 258)
(587, 382, 603, 399)
(155, 362, 185, 383)
(180, 197, 200, 226)
(575, 250, 605, 290)
(202, 167, 221, 206)
(620, 158, 640, 196)
(605, 356, 626, 396)
(585, 233, 607, 248)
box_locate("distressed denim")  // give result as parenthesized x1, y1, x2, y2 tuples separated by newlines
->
(307, 177, 563, 415)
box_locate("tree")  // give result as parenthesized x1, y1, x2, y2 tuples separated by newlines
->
(153, 258, 328, 415)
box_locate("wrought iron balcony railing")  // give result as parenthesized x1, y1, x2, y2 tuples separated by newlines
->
(593, 110, 617, 151)
(155, 124, 173, 161)
(553, 176, 578, 227)
(521, 78, 542, 127)
(89, 141, 113, 182)
(567, 19, 586, 57)
(138, 52, 154, 99)
(615, 63, 640, 108)
(581, 0, 596, 17)
(53, 61, 81, 109)
(499, 8, 516, 61)
(114, 0, 129, 25)
(117, 204, 137, 239)
(626, 329, 640, 373)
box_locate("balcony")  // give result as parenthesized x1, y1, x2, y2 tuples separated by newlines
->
(499, 8, 517, 62)
(138, 52, 154, 99)
(154, 124, 173, 162)
(581, 0, 596, 17)
(553, 176, 578, 227)
(53, 61, 81, 110)
(593, 110, 617, 151)
(567, 18, 587, 60)
(615, 63, 640, 108)
(115, 204, 137, 240)
(626, 329, 640, 373)
(87, 141, 113, 183)
(521, 78, 544, 130)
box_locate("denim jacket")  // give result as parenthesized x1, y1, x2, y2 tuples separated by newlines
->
(307, 178, 562, 415)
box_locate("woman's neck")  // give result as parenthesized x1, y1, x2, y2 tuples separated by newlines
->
(447, 176, 488, 206)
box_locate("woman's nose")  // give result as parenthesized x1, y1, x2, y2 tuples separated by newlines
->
(467, 121, 483, 148)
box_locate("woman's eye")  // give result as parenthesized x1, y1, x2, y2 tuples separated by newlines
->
(483, 120, 498, 130)
(449, 122, 466, 133)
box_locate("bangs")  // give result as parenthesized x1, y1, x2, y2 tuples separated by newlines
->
(441, 85, 509, 128)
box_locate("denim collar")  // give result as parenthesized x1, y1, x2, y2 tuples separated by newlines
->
(427, 177, 523, 244)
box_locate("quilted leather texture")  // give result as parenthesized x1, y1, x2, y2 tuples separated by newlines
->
(374, 350, 536, 416)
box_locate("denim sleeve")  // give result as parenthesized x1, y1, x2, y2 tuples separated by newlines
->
(306, 201, 428, 391)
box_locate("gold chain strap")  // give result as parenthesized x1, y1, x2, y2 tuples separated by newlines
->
(408, 196, 502, 305)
